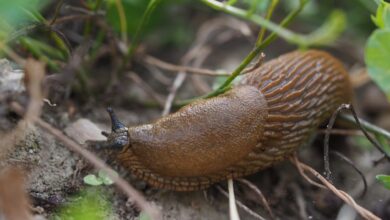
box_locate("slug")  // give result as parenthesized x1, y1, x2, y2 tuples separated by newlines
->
(93, 50, 352, 191)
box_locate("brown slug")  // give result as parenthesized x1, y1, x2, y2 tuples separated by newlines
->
(94, 50, 352, 191)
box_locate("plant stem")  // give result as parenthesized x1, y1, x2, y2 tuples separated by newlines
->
(175, 0, 307, 107)
(256, 0, 279, 46)
(246, 0, 261, 17)
(340, 114, 390, 140)
(226, 0, 237, 6)
(83, 0, 103, 38)
(201, 0, 345, 47)
(204, 0, 308, 99)
(127, 0, 162, 59)
(114, 0, 128, 43)
(228, 179, 240, 220)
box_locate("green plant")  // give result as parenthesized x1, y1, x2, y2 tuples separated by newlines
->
(56, 188, 113, 220)
(363, 0, 390, 191)
(365, 0, 390, 99)
(201, 0, 345, 48)
(376, 174, 390, 190)
(0, 0, 70, 70)
(174, 0, 346, 105)
(83, 170, 118, 186)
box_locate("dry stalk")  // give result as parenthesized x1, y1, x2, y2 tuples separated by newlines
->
(237, 178, 275, 219)
(291, 155, 380, 220)
(216, 185, 267, 220)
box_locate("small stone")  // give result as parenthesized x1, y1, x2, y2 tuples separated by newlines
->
(64, 118, 106, 144)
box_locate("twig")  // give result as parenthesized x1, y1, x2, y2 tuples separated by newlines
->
(237, 178, 275, 219)
(290, 183, 308, 219)
(292, 155, 327, 189)
(49, 0, 64, 25)
(228, 179, 240, 220)
(24, 58, 45, 123)
(64, 5, 95, 15)
(161, 47, 195, 115)
(144, 65, 171, 86)
(324, 104, 390, 181)
(188, 47, 213, 94)
(324, 103, 351, 180)
(291, 155, 380, 220)
(126, 72, 165, 107)
(162, 72, 187, 116)
(143, 55, 230, 76)
(373, 155, 387, 166)
(216, 186, 266, 220)
(194, 16, 251, 47)
(161, 16, 238, 114)
(10, 102, 160, 220)
(240, 53, 265, 75)
(330, 151, 368, 198)
(52, 14, 92, 24)
(346, 106, 390, 160)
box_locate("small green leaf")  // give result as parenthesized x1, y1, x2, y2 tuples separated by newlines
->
(57, 188, 112, 220)
(371, 0, 390, 29)
(365, 29, 390, 99)
(83, 174, 103, 186)
(376, 174, 390, 190)
(371, 14, 382, 28)
(372, 2, 385, 28)
(21, 7, 46, 23)
(0, 0, 47, 26)
(20, 37, 66, 60)
(98, 170, 118, 185)
(106, 0, 161, 36)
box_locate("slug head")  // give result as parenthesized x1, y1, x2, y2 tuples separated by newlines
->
(88, 107, 129, 151)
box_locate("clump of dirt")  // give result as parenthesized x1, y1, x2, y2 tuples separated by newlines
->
(0, 125, 77, 209)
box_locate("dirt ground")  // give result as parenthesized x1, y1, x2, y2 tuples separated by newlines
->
(1, 1, 390, 219)
(1, 40, 390, 219)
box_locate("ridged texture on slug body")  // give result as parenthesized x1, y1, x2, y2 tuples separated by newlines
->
(115, 50, 352, 191)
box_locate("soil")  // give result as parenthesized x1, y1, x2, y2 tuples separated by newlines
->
(1, 71, 390, 219)
(1, 2, 390, 219)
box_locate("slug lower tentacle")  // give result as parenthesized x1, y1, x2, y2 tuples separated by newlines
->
(94, 50, 352, 191)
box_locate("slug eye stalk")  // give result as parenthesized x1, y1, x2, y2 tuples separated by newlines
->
(88, 108, 129, 150)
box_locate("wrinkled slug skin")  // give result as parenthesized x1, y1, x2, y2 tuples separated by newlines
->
(115, 50, 352, 191)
